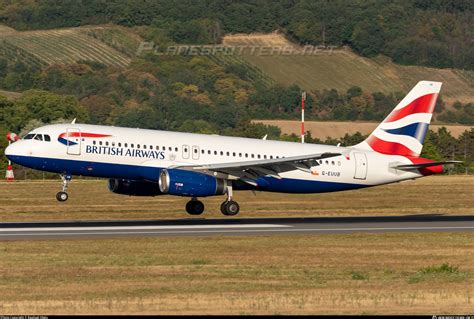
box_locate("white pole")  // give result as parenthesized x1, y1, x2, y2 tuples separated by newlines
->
(301, 92, 306, 143)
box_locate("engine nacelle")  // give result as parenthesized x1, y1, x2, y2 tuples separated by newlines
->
(159, 169, 226, 197)
(108, 179, 163, 196)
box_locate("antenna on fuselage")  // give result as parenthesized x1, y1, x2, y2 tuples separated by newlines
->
(262, 134, 268, 140)
(71, 118, 76, 124)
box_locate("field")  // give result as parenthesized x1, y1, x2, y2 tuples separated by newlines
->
(0, 25, 137, 68)
(0, 176, 473, 222)
(223, 33, 474, 103)
(1, 176, 473, 314)
(0, 233, 473, 314)
(253, 120, 474, 140)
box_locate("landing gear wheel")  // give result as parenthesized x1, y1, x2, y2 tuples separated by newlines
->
(220, 200, 240, 216)
(57, 174, 71, 202)
(56, 191, 68, 202)
(186, 199, 205, 215)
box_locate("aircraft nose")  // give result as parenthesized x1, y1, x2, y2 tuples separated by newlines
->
(4, 142, 21, 161)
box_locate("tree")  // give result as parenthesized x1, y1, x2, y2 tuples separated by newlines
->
(5, 90, 89, 131)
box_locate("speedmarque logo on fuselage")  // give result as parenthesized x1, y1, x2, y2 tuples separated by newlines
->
(86, 145, 165, 159)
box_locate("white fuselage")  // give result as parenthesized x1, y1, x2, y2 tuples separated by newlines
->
(5, 123, 425, 194)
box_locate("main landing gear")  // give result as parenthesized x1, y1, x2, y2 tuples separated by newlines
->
(185, 198, 205, 215)
(184, 181, 241, 216)
(56, 174, 71, 202)
(220, 182, 240, 216)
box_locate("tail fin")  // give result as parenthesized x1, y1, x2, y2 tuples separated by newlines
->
(354, 81, 442, 157)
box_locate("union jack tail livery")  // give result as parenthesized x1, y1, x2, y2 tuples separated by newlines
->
(355, 81, 442, 158)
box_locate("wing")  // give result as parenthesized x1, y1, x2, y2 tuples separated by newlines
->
(170, 152, 343, 186)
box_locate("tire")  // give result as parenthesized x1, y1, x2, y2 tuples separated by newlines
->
(186, 200, 204, 215)
(220, 201, 228, 215)
(56, 191, 68, 202)
(222, 200, 240, 216)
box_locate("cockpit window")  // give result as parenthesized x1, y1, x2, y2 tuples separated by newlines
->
(23, 133, 35, 140)
(34, 134, 43, 141)
(44, 135, 51, 142)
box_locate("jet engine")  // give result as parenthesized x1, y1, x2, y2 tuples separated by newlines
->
(108, 179, 163, 196)
(159, 169, 226, 197)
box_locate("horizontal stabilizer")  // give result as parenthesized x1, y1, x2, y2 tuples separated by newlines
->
(394, 160, 462, 170)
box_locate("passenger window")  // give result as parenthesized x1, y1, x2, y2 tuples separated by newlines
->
(208, 150, 211, 155)
(143, 145, 147, 149)
(233, 152, 236, 157)
(201, 149, 205, 154)
(270, 155, 273, 159)
(44, 135, 51, 142)
(226, 151, 230, 156)
(331, 161, 335, 165)
(131, 143, 134, 148)
(239, 153, 242, 157)
(214, 151, 217, 155)
(251, 154, 254, 158)
(168, 147, 172, 151)
(264, 155, 267, 159)
(137, 144, 140, 149)
(195, 149, 199, 154)
(118, 143, 121, 147)
(258, 155, 261, 159)
(175, 147, 178, 152)
(125, 143, 128, 148)
(105, 141, 109, 146)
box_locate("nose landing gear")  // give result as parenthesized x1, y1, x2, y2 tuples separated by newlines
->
(56, 174, 71, 202)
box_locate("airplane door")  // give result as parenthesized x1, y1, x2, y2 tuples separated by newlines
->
(182, 145, 190, 159)
(192, 145, 200, 160)
(353, 152, 367, 180)
(66, 128, 81, 155)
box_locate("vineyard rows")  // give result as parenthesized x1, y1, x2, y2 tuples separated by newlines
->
(0, 28, 132, 68)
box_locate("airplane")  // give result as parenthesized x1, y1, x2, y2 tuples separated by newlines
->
(4, 81, 461, 216)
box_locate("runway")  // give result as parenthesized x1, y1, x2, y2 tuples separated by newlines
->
(1, 214, 473, 240)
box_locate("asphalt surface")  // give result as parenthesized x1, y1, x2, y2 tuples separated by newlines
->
(1, 214, 473, 240)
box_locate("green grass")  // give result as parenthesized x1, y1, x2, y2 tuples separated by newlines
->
(408, 263, 465, 284)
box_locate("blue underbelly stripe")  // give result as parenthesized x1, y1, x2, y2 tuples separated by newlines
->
(7, 155, 367, 194)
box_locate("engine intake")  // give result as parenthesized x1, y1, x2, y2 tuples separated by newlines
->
(159, 169, 226, 197)
(108, 179, 163, 196)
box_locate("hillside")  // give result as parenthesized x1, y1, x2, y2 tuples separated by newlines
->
(0, 25, 136, 68)
(254, 120, 473, 140)
(223, 33, 474, 104)
(0, 89, 21, 100)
